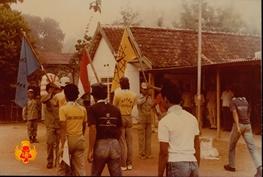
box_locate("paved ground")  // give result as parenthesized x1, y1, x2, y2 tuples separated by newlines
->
(0, 122, 261, 176)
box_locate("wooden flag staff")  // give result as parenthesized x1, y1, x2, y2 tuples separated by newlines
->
(84, 47, 100, 83)
(21, 31, 52, 83)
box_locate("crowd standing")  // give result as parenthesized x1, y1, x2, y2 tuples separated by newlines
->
(22, 75, 261, 177)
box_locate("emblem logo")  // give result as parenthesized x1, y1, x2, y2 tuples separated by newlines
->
(15, 140, 37, 164)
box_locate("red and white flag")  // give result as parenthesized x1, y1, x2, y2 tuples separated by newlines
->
(78, 47, 91, 97)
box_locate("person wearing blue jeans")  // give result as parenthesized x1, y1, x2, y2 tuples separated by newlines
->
(224, 85, 261, 177)
(158, 80, 200, 177)
(88, 83, 123, 176)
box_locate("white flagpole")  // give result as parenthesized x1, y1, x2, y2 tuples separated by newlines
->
(197, 0, 202, 133)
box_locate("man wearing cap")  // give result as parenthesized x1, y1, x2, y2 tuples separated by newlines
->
(88, 83, 122, 176)
(54, 76, 71, 108)
(137, 82, 155, 160)
(113, 77, 137, 171)
(41, 83, 61, 169)
(22, 88, 41, 143)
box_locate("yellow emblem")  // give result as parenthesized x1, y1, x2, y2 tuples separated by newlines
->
(15, 140, 37, 164)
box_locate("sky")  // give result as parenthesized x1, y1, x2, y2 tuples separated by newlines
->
(11, 0, 261, 53)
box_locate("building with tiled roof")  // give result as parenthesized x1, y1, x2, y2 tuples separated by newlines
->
(38, 51, 73, 65)
(37, 51, 77, 83)
(89, 24, 260, 69)
(88, 23, 261, 134)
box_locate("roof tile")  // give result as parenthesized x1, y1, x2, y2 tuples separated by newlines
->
(90, 25, 260, 68)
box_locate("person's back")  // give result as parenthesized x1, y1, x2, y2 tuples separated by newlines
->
(88, 83, 122, 176)
(112, 77, 136, 171)
(59, 102, 87, 136)
(58, 83, 87, 176)
(89, 101, 122, 140)
(230, 97, 250, 124)
(113, 89, 136, 116)
(158, 80, 200, 177)
(159, 107, 198, 161)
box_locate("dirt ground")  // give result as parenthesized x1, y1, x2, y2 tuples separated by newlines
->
(0, 122, 261, 176)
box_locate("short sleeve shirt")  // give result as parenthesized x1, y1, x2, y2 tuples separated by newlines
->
(158, 105, 199, 162)
(113, 89, 137, 116)
(88, 101, 122, 139)
(230, 97, 250, 124)
(54, 91, 67, 108)
(59, 102, 87, 136)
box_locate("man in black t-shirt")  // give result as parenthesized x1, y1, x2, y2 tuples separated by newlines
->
(87, 83, 122, 176)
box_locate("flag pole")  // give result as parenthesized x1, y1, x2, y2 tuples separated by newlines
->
(126, 27, 148, 84)
(197, 0, 202, 133)
(21, 31, 52, 83)
(84, 47, 100, 83)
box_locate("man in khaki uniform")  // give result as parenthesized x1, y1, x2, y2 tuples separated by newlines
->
(22, 88, 41, 143)
(58, 84, 87, 176)
(137, 82, 154, 160)
(41, 83, 61, 169)
(54, 76, 71, 108)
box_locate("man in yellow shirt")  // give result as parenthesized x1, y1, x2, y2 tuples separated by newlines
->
(113, 77, 137, 171)
(58, 84, 87, 176)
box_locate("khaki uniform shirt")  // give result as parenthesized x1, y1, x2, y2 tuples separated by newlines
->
(137, 94, 154, 123)
(113, 89, 137, 116)
(22, 99, 40, 120)
(41, 93, 60, 129)
(59, 102, 87, 136)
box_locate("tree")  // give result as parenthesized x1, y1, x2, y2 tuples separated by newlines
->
(69, 24, 93, 83)
(0, 0, 23, 9)
(0, 5, 29, 102)
(173, 1, 250, 34)
(23, 14, 65, 52)
(112, 6, 142, 26)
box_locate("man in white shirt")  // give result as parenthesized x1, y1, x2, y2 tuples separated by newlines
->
(158, 80, 200, 177)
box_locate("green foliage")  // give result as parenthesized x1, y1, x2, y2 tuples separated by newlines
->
(23, 14, 65, 52)
(174, 1, 249, 34)
(0, 6, 29, 102)
(0, 0, 23, 9)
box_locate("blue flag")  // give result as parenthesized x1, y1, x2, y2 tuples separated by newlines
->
(15, 37, 40, 107)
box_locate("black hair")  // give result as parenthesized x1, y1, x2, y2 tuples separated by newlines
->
(120, 77, 130, 89)
(64, 84, 79, 101)
(91, 83, 107, 100)
(161, 80, 182, 104)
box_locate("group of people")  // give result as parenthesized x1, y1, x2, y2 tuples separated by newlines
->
(179, 83, 235, 131)
(21, 76, 261, 177)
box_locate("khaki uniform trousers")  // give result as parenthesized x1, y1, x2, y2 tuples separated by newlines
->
(46, 128, 60, 166)
(58, 135, 86, 176)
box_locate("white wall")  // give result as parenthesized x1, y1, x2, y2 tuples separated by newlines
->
(88, 37, 141, 119)
(88, 37, 140, 94)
